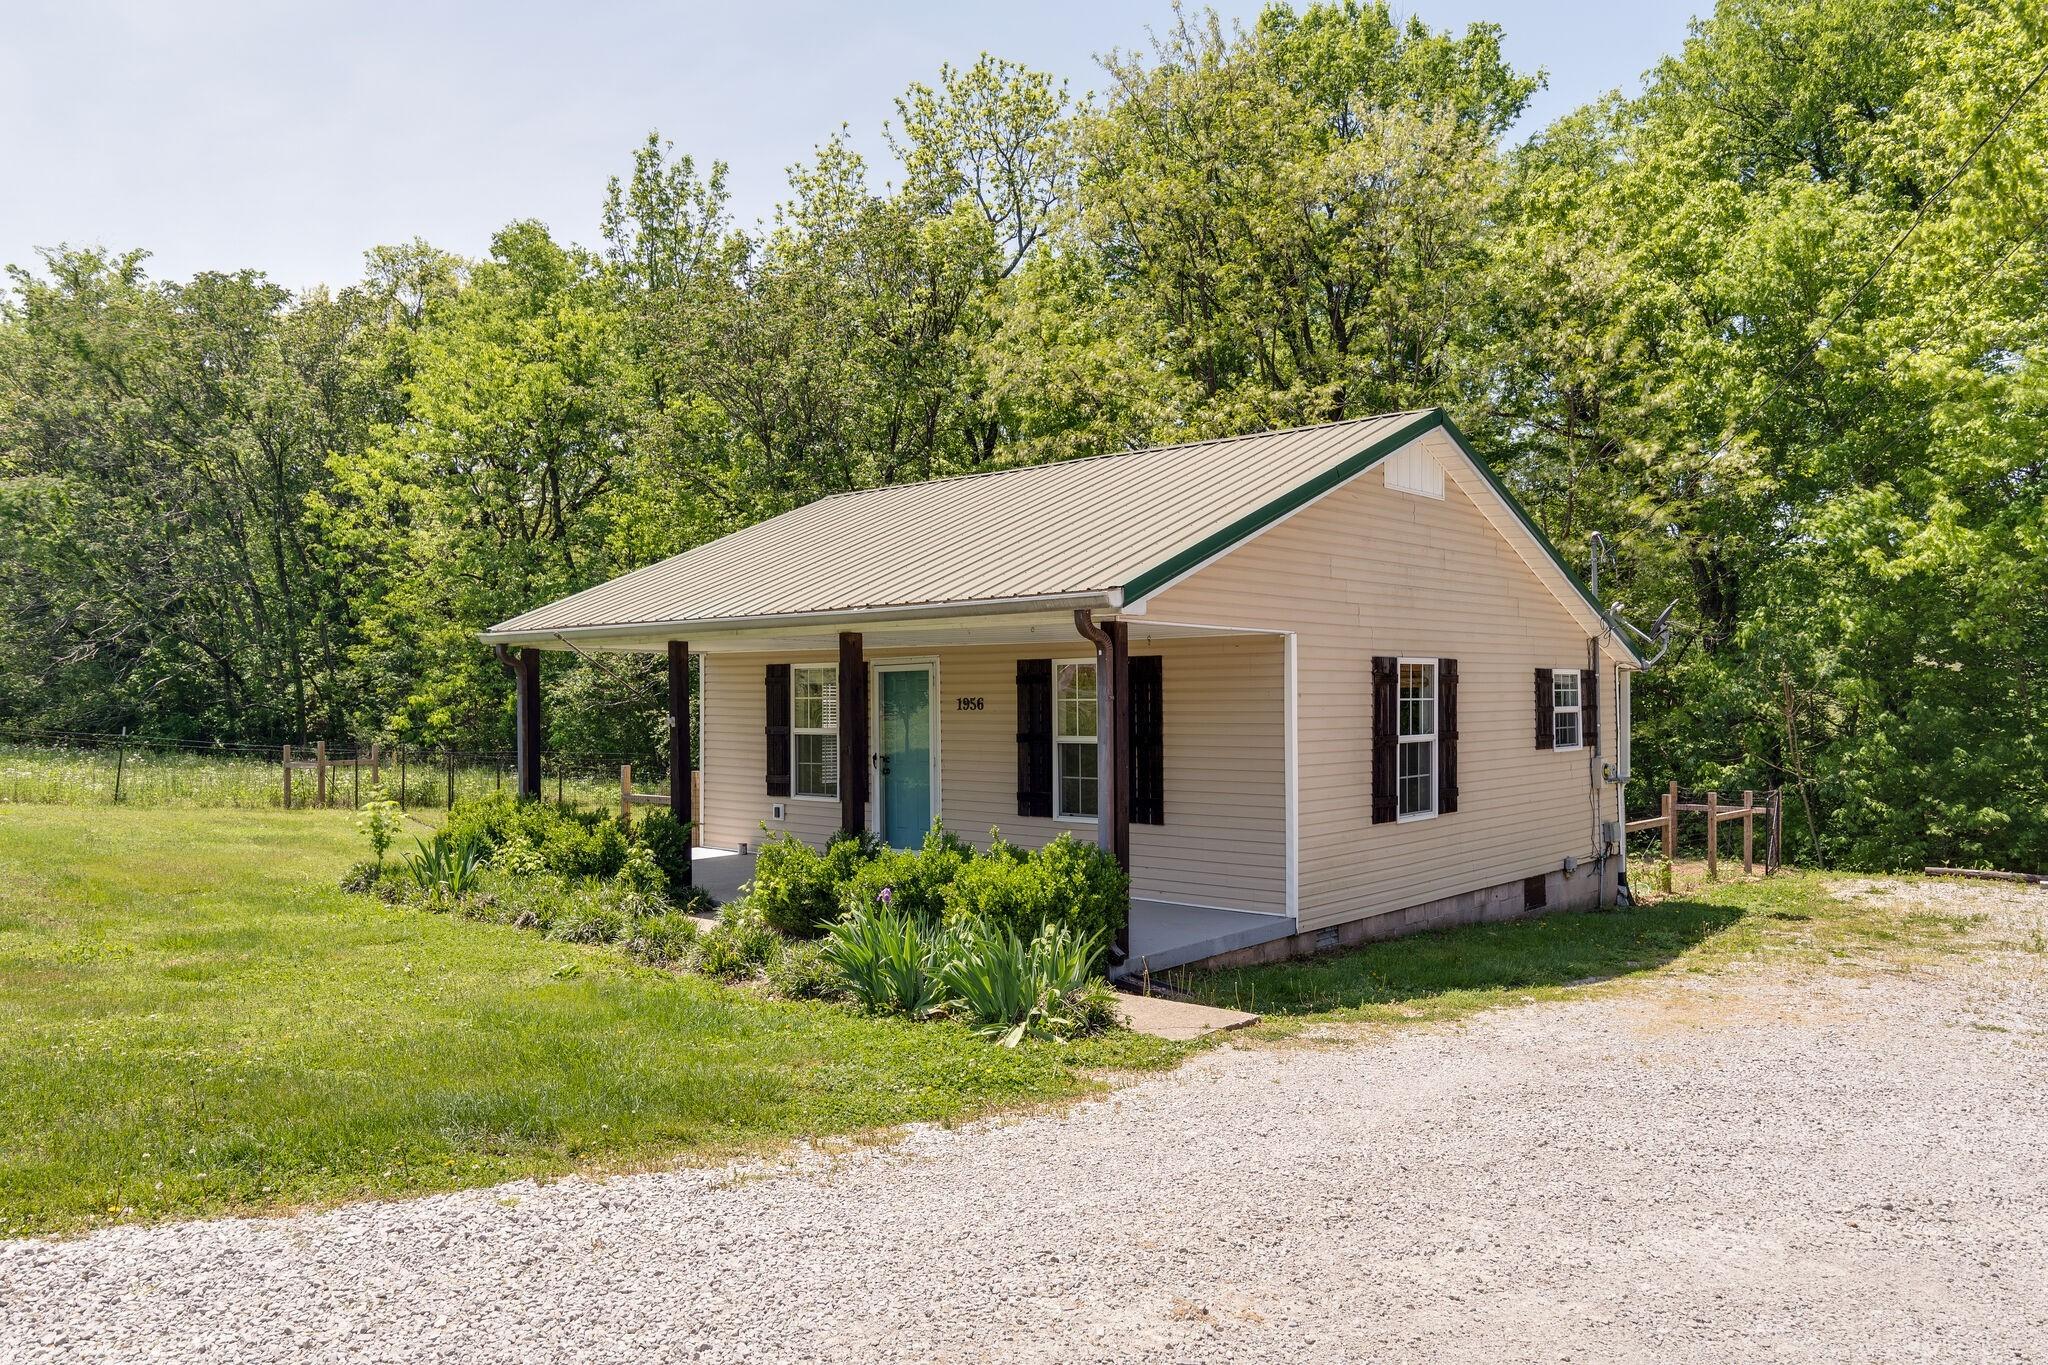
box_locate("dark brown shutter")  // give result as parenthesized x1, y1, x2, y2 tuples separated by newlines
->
(764, 663, 791, 797)
(1534, 667, 1554, 751)
(1438, 658, 1459, 814)
(1128, 655, 1164, 825)
(1371, 655, 1397, 824)
(1582, 667, 1599, 750)
(1015, 659, 1053, 818)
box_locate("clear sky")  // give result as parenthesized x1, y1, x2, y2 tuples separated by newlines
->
(0, 0, 1702, 292)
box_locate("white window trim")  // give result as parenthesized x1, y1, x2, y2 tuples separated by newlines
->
(1396, 656, 1438, 823)
(790, 663, 840, 801)
(1551, 667, 1584, 754)
(1052, 656, 1099, 824)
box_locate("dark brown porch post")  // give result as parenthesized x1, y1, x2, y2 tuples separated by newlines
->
(1075, 610, 1132, 962)
(497, 644, 544, 802)
(1104, 620, 1132, 873)
(838, 631, 867, 836)
(667, 640, 693, 886)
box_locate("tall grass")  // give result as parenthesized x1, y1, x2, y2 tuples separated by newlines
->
(0, 739, 622, 811)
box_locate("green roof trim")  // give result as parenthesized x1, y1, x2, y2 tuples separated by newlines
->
(1120, 407, 1646, 667)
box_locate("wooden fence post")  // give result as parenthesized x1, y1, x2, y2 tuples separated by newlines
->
(1662, 781, 1677, 861)
(620, 763, 632, 828)
(445, 748, 456, 809)
(1742, 789, 1755, 875)
(315, 740, 328, 808)
(370, 742, 381, 786)
(282, 744, 293, 808)
(398, 744, 406, 811)
(1705, 791, 1719, 879)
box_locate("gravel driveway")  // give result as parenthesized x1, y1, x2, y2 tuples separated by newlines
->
(5, 880, 2045, 1364)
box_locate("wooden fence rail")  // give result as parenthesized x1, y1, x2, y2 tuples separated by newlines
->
(1625, 780, 1782, 878)
(618, 764, 702, 835)
(281, 741, 382, 809)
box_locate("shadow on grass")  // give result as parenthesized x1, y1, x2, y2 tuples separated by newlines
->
(1171, 899, 1746, 1020)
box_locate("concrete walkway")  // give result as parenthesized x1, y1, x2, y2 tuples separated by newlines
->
(1114, 990, 1259, 1041)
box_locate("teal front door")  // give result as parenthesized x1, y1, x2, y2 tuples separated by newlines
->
(877, 666, 934, 848)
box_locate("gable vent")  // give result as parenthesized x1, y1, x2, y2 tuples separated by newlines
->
(1384, 443, 1444, 499)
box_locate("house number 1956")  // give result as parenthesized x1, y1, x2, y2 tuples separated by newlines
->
(954, 696, 985, 711)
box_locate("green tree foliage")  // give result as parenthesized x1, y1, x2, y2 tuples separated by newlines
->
(0, 0, 2041, 871)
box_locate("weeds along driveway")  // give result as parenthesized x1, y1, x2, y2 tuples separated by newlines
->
(3, 879, 2045, 1365)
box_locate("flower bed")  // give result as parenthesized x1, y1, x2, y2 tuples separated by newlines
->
(345, 795, 1127, 1044)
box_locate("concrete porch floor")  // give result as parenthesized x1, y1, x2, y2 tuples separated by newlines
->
(690, 846, 757, 904)
(1122, 899, 1297, 977)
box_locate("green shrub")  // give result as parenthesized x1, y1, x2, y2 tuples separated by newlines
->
(491, 832, 549, 878)
(763, 938, 846, 1000)
(541, 816, 629, 881)
(823, 904, 949, 1017)
(443, 793, 527, 852)
(941, 832, 1126, 960)
(547, 901, 631, 945)
(617, 843, 666, 895)
(748, 829, 882, 937)
(691, 902, 780, 981)
(634, 810, 695, 894)
(339, 859, 382, 893)
(626, 913, 700, 966)
(444, 793, 629, 882)
(839, 823, 974, 922)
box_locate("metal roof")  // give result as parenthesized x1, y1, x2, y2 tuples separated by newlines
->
(481, 407, 1641, 664)
(486, 409, 1433, 639)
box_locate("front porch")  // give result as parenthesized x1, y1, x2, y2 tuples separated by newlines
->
(494, 604, 1297, 972)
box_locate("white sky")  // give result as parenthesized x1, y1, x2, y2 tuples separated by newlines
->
(0, 0, 1702, 291)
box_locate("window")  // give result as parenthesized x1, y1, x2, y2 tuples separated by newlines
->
(1054, 660, 1097, 820)
(1551, 668, 1582, 751)
(1397, 659, 1436, 819)
(792, 665, 839, 799)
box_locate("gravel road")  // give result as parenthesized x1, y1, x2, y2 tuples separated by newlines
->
(5, 879, 2044, 1364)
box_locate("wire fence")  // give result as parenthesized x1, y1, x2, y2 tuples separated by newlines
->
(0, 729, 660, 813)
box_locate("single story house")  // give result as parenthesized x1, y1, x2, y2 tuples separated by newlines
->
(482, 408, 1646, 973)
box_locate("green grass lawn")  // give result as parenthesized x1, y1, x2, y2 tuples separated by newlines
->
(1173, 870, 1986, 1028)
(0, 805, 1989, 1238)
(0, 806, 1175, 1236)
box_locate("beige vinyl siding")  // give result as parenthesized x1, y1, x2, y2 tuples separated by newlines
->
(698, 636, 1286, 914)
(1146, 450, 1625, 934)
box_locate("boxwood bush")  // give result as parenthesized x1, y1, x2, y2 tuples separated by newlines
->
(747, 829, 881, 937)
(838, 824, 975, 922)
(940, 833, 1127, 956)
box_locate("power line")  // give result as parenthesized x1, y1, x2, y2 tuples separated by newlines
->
(1786, 51, 2048, 388)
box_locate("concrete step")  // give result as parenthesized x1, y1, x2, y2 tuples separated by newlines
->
(1113, 991, 1259, 1041)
